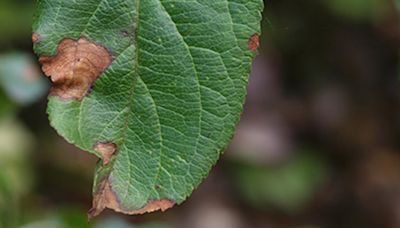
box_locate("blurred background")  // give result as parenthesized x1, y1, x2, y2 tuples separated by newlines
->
(1, 0, 400, 227)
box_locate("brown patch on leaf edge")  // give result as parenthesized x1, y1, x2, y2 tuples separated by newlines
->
(39, 37, 112, 100)
(32, 33, 40, 43)
(88, 178, 175, 219)
(248, 33, 260, 52)
(94, 142, 117, 165)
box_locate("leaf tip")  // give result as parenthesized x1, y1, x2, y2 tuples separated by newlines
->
(88, 178, 175, 219)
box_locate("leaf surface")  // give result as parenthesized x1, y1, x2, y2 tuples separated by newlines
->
(33, 0, 263, 216)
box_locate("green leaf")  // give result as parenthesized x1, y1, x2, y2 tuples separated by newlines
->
(33, 0, 263, 216)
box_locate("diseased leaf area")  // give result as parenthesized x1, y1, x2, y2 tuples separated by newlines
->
(33, 0, 263, 216)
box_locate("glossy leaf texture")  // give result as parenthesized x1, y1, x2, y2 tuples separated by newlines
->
(33, 0, 263, 216)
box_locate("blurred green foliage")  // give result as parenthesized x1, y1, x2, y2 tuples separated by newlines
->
(0, 90, 14, 119)
(0, 117, 34, 228)
(323, 0, 390, 22)
(0, 0, 34, 48)
(231, 153, 327, 213)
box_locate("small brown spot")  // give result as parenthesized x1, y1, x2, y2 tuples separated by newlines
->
(121, 31, 129, 37)
(39, 37, 112, 100)
(248, 33, 260, 52)
(88, 178, 175, 219)
(32, 33, 40, 43)
(94, 142, 117, 165)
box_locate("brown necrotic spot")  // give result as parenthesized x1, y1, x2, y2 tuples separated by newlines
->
(121, 30, 129, 37)
(248, 33, 260, 52)
(88, 178, 175, 219)
(39, 37, 112, 100)
(94, 142, 117, 165)
(32, 33, 41, 43)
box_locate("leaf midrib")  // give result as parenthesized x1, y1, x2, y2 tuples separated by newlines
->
(78, 0, 242, 204)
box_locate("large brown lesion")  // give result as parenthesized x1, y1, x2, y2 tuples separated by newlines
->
(38, 37, 112, 100)
(88, 178, 175, 219)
